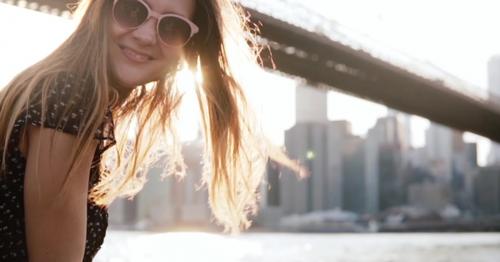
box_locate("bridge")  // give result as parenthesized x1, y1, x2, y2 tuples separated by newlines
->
(3, 0, 500, 143)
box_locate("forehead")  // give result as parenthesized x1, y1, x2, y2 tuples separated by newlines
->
(143, 0, 196, 18)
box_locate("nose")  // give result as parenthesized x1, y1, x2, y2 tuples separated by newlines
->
(130, 17, 157, 46)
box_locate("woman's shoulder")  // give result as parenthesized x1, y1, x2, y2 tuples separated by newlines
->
(28, 71, 95, 109)
(24, 71, 113, 139)
(47, 71, 94, 99)
(51, 72, 116, 147)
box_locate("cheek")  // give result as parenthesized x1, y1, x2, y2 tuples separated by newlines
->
(156, 48, 183, 73)
(162, 50, 182, 63)
(109, 21, 128, 42)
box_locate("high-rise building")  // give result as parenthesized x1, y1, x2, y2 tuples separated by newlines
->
(282, 122, 322, 214)
(424, 123, 473, 208)
(255, 160, 285, 228)
(408, 147, 429, 168)
(462, 143, 479, 208)
(488, 55, 500, 96)
(473, 166, 500, 215)
(451, 142, 478, 202)
(108, 139, 211, 230)
(108, 193, 139, 228)
(364, 116, 407, 213)
(264, 160, 281, 207)
(387, 110, 412, 152)
(174, 140, 211, 226)
(365, 126, 380, 213)
(325, 120, 353, 209)
(425, 123, 462, 182)
(342, 136, 367, 214)
(108, 162, 178, 230)
(487, 55, 500, 165)
(281, 121, 352, 215)
(488, 145, 500, 166)
(278, 83, 347, 216)
(378, 144, 405, 211)
(295, 83, 328, 123)
(408, 181, 450, 211)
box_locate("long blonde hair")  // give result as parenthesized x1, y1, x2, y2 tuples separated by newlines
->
(0, 0, 305, 235)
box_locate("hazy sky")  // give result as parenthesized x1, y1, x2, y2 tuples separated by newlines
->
(302, 0, 500, 89)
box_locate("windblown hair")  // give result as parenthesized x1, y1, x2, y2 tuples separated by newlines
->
(0, 0, 305, 234)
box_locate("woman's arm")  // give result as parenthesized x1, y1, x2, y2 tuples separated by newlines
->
(23, 126, 98, 262)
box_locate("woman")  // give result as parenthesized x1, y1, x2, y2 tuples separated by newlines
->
(0, 0, 304, 261)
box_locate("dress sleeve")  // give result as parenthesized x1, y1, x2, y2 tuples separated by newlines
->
(24, 73, 115, 145)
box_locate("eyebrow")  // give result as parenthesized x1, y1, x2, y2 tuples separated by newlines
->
(142, 0, 188, 17)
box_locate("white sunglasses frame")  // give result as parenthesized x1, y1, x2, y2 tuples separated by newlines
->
(112, 0, 200, 47)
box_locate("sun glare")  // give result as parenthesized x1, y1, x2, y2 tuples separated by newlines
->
(175, 62, 202, 142)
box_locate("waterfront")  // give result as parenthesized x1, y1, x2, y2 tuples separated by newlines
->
(94, 231, 500, 262)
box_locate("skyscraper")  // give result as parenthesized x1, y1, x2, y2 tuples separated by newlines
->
(108, 139, 211, 230)
(282, 121, 351, 214)
(474, 166, 500, 215)
(488, 55, 500, 165)
(425, 123, 454, 182)
(255, 160, 285, 228)
(364, 116, 407, 213)
(488, 55, 500, 96)
(295, 82, 328, 123)
(279, 84, 353, 215)
(342, 136, 366, 213)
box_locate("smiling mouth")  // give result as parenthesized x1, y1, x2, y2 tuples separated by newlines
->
(119, 46, 153, 63)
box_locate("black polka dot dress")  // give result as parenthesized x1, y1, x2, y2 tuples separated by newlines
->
(0, 73, 116, 261)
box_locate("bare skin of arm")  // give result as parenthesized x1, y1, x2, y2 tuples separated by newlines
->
(22, 126, 98, 262)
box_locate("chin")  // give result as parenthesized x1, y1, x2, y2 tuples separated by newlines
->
(110, 66, 153, 89)
(110, 72, 136, 89)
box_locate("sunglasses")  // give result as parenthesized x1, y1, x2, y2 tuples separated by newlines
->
(112, 0, 199, 47)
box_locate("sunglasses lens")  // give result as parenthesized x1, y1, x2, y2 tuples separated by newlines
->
(158, 17, 192, 46)
(114, 0, 148, 28)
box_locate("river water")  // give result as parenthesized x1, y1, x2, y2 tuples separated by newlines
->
(94, 231, 500, 262)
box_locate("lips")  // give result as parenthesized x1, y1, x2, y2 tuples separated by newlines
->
(120, 46, 153, 63)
